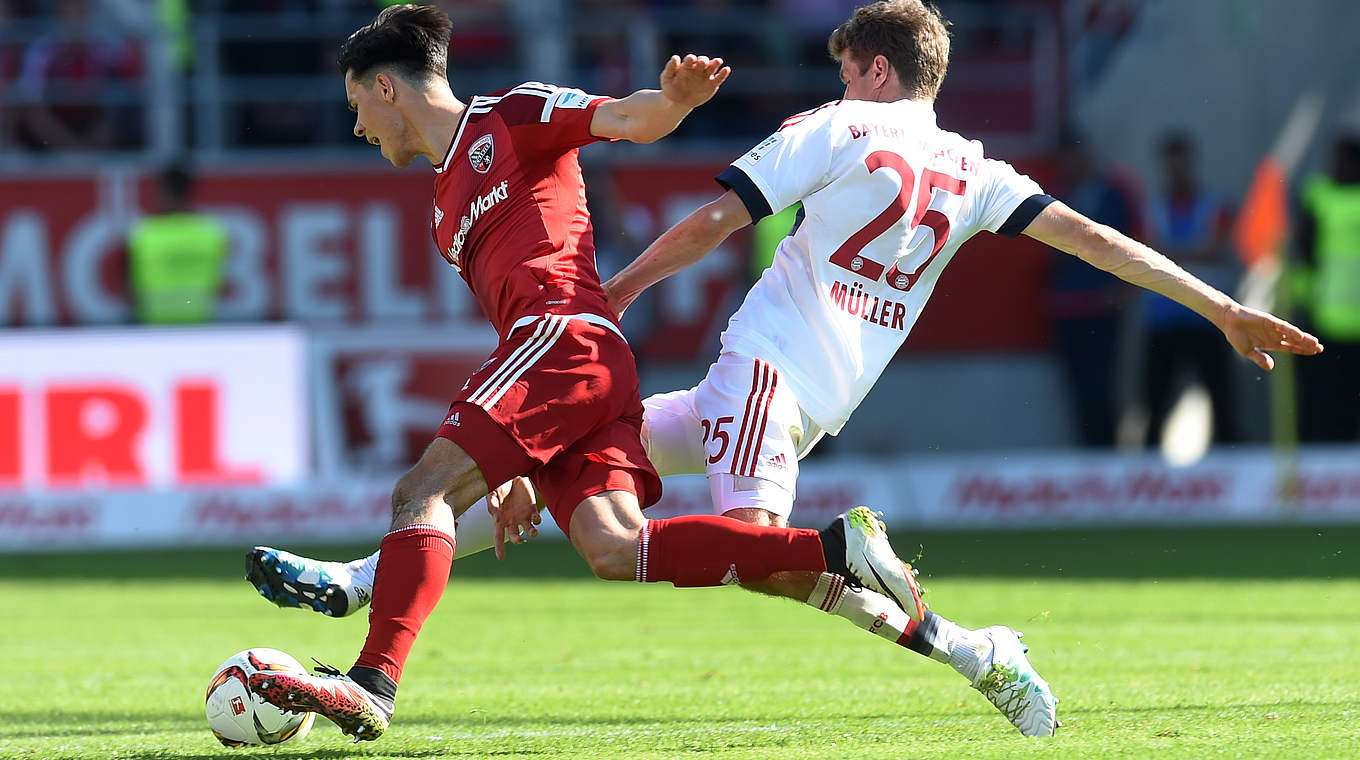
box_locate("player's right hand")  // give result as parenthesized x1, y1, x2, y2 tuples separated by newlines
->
(1218, 302, 1323, 370)
(488, 476, 542, 560)
(660, 54, 731, 109)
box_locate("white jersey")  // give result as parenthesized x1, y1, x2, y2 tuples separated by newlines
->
(716, 98, 1050, 433)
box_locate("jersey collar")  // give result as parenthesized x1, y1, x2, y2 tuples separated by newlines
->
(435, 103, 474, 174)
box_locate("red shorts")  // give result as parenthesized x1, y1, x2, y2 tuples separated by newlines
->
(436, 315, 662, 534)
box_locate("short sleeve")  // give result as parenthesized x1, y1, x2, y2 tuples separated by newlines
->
(716, 104, 839, 223)
(973, 158, 1052, 237)
(504, 83, 614, 161)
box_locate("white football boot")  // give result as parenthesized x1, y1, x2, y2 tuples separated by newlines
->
(951, 625, 1059, 736)
(819, 506, 927, 620)
(245, 547, 370, 617)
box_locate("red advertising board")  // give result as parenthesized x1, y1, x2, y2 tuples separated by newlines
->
(308, 326, 499, 477)
(0, 163, 1054, 356)
(0, 168, 476, 325)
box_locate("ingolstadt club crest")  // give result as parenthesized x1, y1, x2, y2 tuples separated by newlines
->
(468, 134, 494, 174)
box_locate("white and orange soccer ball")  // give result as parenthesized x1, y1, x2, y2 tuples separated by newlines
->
(204, 648, 315, 747)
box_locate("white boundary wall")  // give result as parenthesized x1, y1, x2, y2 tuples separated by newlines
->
(3, 445, 1358, 553)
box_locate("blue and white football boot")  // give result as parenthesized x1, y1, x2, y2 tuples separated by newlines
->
(245, 547, 369, 618)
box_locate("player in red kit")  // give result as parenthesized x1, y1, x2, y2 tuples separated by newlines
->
(247, 4, 925, 743)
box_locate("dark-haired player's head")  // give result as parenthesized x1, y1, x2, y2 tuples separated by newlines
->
(339, 4, 453, 167)
(828, 1, 950, 103)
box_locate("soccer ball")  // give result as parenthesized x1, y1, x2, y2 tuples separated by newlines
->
(204, 648, 315, 747)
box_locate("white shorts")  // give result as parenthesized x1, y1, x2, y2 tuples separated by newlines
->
(642, 352, 825, 518)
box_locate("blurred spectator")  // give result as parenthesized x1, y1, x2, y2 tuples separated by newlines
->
(128, 165, 230, 325)
(444, 0, 513, 64)
(1069, 0, 1140, 92)
(776, 0, 858, 62)
(0, 0, 20, 148)
(1293, 131, 1360, 442)
(1045, 129, 1141, 447)
(157, 0, 194, 75)
(1137, 131, 1240, 447)
(222, 0, 328, 146)
(571, 0, 635, 96)
(655, 0, 780, 139)
(14, 0, 143, 151)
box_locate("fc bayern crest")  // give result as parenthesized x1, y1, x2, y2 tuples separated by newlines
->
(468, 135, 494, 174)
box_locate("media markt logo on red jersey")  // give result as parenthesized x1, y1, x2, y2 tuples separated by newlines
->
(468, 134, 494, 174)
(448, 179, 510, 271)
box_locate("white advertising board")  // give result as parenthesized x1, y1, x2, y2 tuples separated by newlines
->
(0, 325, 308, 490)
(2, 446, 1358, 553)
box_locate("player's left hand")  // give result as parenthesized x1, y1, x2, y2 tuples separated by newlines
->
(660, 54, 731, 109)
(488, 476, 543, 560)
(602, 278, 632, 319)
(1219, 302, 1323, 370)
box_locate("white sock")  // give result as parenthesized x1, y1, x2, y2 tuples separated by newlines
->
(914, 610, 968, 664)
(806, 572, 966, 663)
(344, 496, 499, 591)
(451, 498, 498, 560)
(345, 551, 379, 590)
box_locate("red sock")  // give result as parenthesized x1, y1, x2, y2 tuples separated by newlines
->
(638, 516, 826, 587)
(354, 524, 455, 685)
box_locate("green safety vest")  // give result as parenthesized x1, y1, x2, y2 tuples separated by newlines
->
(1301, 176, 1360, 340)
(128, 213, 228, 324)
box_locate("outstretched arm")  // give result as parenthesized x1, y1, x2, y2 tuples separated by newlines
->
(604, 190, 752, 317)
(590, 54, 731, 144)
(1023, 200, 1322, 370)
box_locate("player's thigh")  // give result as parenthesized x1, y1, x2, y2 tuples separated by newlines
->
(535, 437, 659, 534)
(692, 352, 810, 516)
(642, 388, 706, 476)
(441, 317, 632, 499)
(708, 472, 797, 520)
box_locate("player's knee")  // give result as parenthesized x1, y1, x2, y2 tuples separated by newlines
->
(389, 478, 413, 516)
(574, 530, 638, 581)
(389, 472, 439, 523)
(585, 552, 631, 581)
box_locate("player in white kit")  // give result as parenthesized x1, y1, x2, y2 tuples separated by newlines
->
(606, 0, 1313, 735)
(246, 1, 1320, 738)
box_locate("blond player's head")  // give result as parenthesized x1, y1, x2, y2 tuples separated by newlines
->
(338, 4, 453, 167)
(828, 1, 951, 102)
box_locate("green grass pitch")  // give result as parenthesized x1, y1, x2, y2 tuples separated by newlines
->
(2, 525, 1359, 759)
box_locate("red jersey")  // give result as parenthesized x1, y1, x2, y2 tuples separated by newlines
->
(431, 82, 618, 337)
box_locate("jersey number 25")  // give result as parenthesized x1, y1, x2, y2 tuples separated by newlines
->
(828, 150, 966, 291)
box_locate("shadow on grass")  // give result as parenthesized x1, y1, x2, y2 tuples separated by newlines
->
(2, 525, 1358, 581)
(0, 710, 202, 739)
(81, 710, 879, 760)
(1060, 697, 1360, 716)
(106, 747, 556, 759)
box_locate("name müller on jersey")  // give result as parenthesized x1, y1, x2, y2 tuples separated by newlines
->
(716, 98, 1051, 433)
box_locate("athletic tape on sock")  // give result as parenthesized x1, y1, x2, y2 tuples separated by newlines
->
(807, 572, 849, 613)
